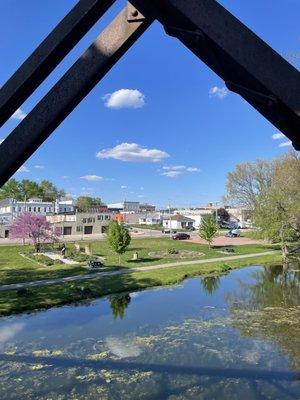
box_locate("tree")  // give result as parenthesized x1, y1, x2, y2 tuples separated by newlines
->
(38, 180, 65, 201)
(225, 159, 273, 208)
(199, 216, 218, 248)
(107, 221, 131, 264)
(10, 213, 60, 250)
(225, 151, 300, 259)
(0, 179, 65, 201)
(76, 196, 104, 212)
(0, 179, 20, 200)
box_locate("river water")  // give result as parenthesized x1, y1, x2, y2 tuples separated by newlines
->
(0, 265, 299, 399)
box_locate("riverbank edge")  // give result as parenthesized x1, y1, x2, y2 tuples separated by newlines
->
(0, 253, 282, 316)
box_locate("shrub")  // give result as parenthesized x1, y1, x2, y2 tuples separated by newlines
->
(168, 248, 179, 255)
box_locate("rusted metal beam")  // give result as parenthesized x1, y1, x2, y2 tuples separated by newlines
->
(132, 0, 300, 150)
(0, 3, 153, 187)
(0, 0, 116, 128)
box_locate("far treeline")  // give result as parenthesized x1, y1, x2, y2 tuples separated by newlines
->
(225, 151, 300, 259)
(0, 179, 104, 212)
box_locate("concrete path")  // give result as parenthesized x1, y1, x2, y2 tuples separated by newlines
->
(40, 252, 77, 265)
(0, 251, 278, 292)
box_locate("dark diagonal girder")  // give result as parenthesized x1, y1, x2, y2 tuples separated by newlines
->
(0, 0, 299, 187)
(0, 0, 116, 128)
(0, 4, 153, 187)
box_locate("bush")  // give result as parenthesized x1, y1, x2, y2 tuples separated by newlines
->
(34, 255, 55, 266)
(168, 248, 179, 255)
(72, 254, 90, 263)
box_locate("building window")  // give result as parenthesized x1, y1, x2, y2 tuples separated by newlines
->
(38, 207, 40, 212)
(33, 207, 36, 212)
(29, 207, 31, 212)
(82, 218, 87, 224)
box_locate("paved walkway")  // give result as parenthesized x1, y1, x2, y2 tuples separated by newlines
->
(40, 252, 78, 265)
(0, 251, 278, 292)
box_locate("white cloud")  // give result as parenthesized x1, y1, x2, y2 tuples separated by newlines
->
(0, 323, 26, 346)
(97, 143, 169, 163)
(80, 175, 102, 182)
(137, 194, 144, 198)
(163, 165, 186, 171)
(121, 185, 127, 189)
(34, 165, 44, 169)
(186, 167, 200, 172)
(162, 165, 200, 177)
(105, 336, 142, 359)
(272, 132, 285, 140)
(162, 170, 182, 178)
(209, 86, 228, 99)
(11, 108, 27, 121)
(17, 165, 30, 173)
(103, 89, 145, 109)
(279, 140, 292, 147)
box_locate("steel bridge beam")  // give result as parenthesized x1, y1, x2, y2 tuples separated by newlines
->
(0, 4, 153, 187)
(132, 0, 300, 150)
(0, 0, 116, 128)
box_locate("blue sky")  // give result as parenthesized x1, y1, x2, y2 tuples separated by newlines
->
(0, 0, 299, 208)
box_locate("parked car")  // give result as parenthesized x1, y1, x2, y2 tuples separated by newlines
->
(185, 226, 195, 231)
(172, 233, 190, 240)
(162, 228, 177, 234)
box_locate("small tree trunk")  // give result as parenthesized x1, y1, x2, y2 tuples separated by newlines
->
(280, 224, 288, 261)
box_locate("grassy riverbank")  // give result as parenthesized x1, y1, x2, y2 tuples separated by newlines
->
(0, 252, 282, 316)
(0, 239, 277, 285)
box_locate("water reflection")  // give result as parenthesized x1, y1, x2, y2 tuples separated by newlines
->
(109, 294, 131, 319)
(201, 276, 220, 295)
(0, 265, 299, 399)
(226, 264, 300, 369)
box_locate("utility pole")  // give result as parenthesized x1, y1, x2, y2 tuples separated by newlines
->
(169, 201, 172, 239)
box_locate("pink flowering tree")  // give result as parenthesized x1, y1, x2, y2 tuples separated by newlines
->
(10, 213, 60, 251)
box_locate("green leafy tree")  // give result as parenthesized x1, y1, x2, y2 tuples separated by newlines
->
(0, 179, 65, 201)
(199, 216, 218, 248)
(76, 196, 104, 212)
(225, 151, 300, 259)
(0, 179, 20, 200)
(38, 180, 65, 201)
(107, 221, 131, 264)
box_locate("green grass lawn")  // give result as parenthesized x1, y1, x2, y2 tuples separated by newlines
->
(0, 252, 283, 316)
(0, 238, 279, 286)
(0, 245, 87, 285)
(87, 237, 277, 268)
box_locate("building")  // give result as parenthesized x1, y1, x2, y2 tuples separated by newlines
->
(163, 214, 195, 230)
(0, 197, 76, 238)
(139, 213, 162, 226)
(178, 209, 214, 229)
(139, 203, 156, 212)
(107, 201, 140, 213)
(46, 211, 112, 236)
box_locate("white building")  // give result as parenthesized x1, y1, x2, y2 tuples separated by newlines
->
(139, 213, 162, 226)
(0, 197, 76, 238)
(163, 214, 195, 230)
